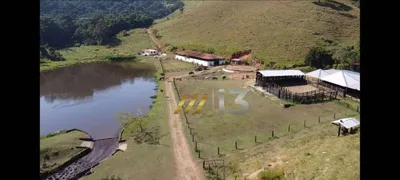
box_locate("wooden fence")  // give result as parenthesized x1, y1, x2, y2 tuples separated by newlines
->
(164, 67, 196, 73)
(263, 82, 337, 104)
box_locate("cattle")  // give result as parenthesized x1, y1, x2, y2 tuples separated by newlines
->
(204, 76, 211, 80)
(175, 78, 182, 81)
(159, 77, 165, 81)
(222, 76, 227, 80)
(189, 71, 195, 75)
(212, 76, 218, 80)
(246, 75, 250, 79)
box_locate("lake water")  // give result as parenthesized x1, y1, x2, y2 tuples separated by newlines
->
(40, 62, 157, 140)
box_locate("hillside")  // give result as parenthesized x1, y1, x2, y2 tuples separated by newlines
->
(153, 0, 360, 67)
(224, 122, 360, 179)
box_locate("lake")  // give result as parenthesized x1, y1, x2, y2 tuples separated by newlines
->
(40, 62, 157, 140)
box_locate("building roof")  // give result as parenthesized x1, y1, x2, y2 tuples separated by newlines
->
(306, 69, 333, 79)
(143, 49, 158, 52)
(320, 70, 360, 91)
(257, 70, 305, 77)
(175, 50, 224, 61)
(332, 118, 360, 129)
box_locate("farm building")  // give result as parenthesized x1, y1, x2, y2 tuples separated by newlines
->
(255, 70, 339, 103)
(174, 50, 226, 66)
(306, 69, 360, 99)
(230, 58, 246, 65)
(140, 49, 159, 56)
(332, 117, 360, 136)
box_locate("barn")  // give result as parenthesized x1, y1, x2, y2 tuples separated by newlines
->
(174, 50, 226, 66)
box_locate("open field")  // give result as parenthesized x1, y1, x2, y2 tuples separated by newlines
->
(40, 130, 88, 174)
(40, 29, 157, 72)
(173, 79, 359, 160)
(153, 0, 360, 67)
(224, 121, 360, 179)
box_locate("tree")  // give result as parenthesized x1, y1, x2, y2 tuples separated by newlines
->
(304, 46, 334, 69)
(179, 6, 184, 14)
(332, 45, 358, 69)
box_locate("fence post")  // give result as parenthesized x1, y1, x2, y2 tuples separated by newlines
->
(318, 116, 321, 123)
(288, 125, 291, 132)
(304, 120, 306, 127)
(235, 141, 238, 149)
(195, 141, 198, 151)
(199, 151, 201, 158)
(189, 128, 192, 135)
(192, 134, 195, 142)
(333, 113, 336, 119)
(203, 161, 205, 169)
(254, 136, 257, 143)
(272, 130, 274, 137)
(218, 146, 220, 155)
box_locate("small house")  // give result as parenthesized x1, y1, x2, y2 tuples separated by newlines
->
(141, 49, 158, 56)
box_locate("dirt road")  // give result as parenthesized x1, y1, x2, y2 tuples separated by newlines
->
(146, 29, 164, 49)
(165, 80, 205, 180)
(147, 28, 205, 180)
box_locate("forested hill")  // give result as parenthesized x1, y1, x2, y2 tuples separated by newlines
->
(40, 0, 184, 49)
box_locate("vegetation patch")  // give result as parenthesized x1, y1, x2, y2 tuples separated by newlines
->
(40, 130, 88, 174)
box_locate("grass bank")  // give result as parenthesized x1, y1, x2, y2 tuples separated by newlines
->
(83, 58, 175, 180)
(40, 130, 88, 174)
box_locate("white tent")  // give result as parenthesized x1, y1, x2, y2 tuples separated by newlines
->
(306, 69, 332, 79)
(320, 70, 360, 91)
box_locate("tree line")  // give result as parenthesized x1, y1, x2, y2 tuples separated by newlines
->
(304, 41, 360, 70)
(40, 0, 184, 50)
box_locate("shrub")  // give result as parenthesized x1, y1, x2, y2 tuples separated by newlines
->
(258, 168, 285, 180)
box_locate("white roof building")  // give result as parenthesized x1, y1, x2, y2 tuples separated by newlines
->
(306, 69, 333, 79)
(320, 70, 360, 91)
(306, 69, 360, 91)
(257, 70, 305, 77)
(332, 117, 360, 129)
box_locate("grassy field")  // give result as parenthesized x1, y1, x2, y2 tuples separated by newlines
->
(173, 78, 359, 160)
(224, 122, 360, 179)
(40, 29, 156, 72)
(153, 0, 360, 67)
(40, 130, 88, 174)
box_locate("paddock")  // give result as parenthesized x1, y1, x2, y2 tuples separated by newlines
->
(255, 70, 337, 103)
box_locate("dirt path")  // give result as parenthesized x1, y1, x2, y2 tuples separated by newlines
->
(164, 80, 205, 180)
(146, 29, 164, 49)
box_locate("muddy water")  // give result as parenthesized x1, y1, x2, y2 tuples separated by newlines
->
(40, 62, 157, 140)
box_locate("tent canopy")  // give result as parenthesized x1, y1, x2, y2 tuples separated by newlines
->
(306, 69, 332, 79)
(320, 70, 360, 91)
(257, 70, 305, 77)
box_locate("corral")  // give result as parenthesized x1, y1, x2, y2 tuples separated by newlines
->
(255, 70, 338, 104)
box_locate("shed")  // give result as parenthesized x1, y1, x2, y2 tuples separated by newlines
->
(331, 117, 360, 136)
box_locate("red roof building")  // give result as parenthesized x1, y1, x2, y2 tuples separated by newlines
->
(175, 50, 224, 61)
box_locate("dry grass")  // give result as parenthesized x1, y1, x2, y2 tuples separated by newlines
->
(174, 79, 358, 160)
(225, 122, 360, 180)
(154, 0, 360, 66)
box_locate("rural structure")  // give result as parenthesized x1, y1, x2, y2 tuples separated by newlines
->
(140, 49, 159, 56)
(332, 117, 360, 136)
(306, 69, 360, 99)
(255, 70, 338, 103)
(174, 50, 226, 66)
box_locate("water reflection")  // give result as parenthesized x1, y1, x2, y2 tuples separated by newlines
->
(40, 62, 157, 139)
